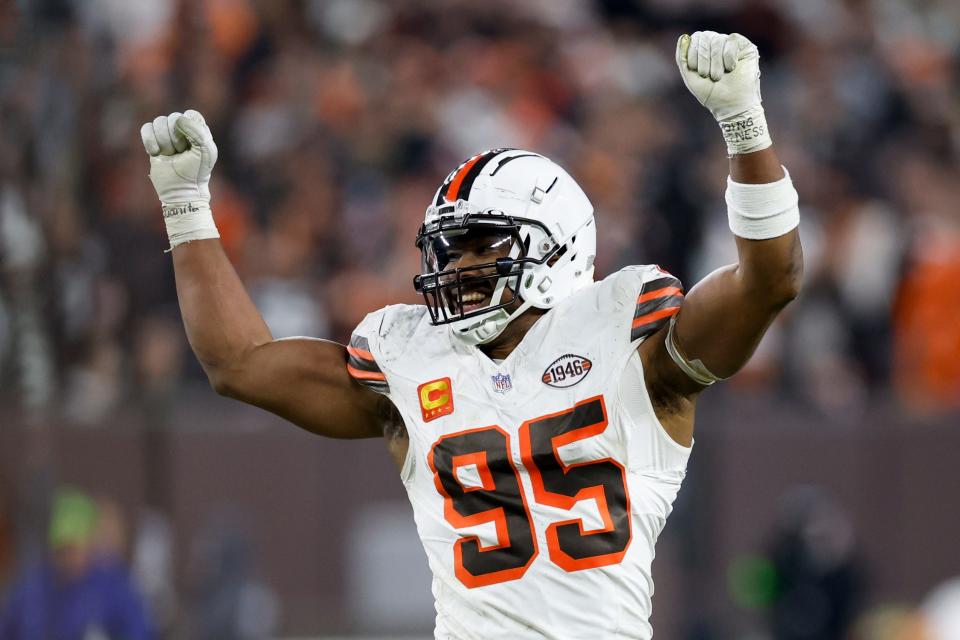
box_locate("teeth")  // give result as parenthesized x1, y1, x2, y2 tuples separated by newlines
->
(462, 292, 486, 303)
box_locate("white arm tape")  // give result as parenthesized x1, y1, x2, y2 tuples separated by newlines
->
(725, 167, 800, 240)
(666, 316, 725, 386)
(162, 202, 220, 251)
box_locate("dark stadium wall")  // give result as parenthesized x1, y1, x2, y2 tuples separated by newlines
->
(4, 398, 959, 635)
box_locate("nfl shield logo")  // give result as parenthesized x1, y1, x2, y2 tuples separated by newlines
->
(491, 373, 513, 394)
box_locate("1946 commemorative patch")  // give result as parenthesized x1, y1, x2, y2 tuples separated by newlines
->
(541, 354, 592, 388)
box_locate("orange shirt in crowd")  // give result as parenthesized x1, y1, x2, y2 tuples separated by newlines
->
(894, 233, 960, 411)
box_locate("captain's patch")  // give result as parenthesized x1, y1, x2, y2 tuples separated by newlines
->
(418, 377, 454, 422)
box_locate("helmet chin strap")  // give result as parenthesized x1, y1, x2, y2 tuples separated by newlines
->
(453, 297, 534, 346)
(452, 243, 534, 346)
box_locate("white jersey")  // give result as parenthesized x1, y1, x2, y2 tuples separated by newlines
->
(347, 265, 691, 640)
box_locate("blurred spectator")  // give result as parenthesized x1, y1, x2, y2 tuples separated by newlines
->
(186, 512, 278, 640)
(0, 0, 956, 418)
(131, 511, 178, 638)
(892, 152, 960, 412)
(0, 488, 153, 640)
(766, 487, 864, 640)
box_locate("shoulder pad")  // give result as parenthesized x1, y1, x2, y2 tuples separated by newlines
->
(347, 305, 430, 395)
(376, 305, 430, 357)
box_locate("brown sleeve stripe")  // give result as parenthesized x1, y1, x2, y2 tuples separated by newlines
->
(642, 275, 680, 290)
(631, 274, 684, 341)
(636, 285, 683, 305)
(636, 276, 681, 300)
(348, 336, 379, 367)
(632, 305, 681, 330)
(347, 334, 389, 393)
(347, 350, 383, 375)
(631, 306, 681, 341)
(633, 292, 683, 319)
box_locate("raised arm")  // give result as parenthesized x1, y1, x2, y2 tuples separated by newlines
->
(641, 32, 803, 410)
(140, 111, 384, 440)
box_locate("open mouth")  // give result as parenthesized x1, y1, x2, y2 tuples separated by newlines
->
(447, 282, 493, 315)
(461, 289, 490, 314)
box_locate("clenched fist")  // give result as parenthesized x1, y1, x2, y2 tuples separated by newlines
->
(676, 31, 771, 156)
(140, 110, 220, 249)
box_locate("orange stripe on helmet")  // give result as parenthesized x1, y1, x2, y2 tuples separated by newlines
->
(445, 154, 482, 201)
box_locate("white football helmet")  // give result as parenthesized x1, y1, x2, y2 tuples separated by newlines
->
(414, 149, 596, 345)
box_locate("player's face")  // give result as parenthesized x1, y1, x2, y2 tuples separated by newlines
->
(423, 228, 519, 317)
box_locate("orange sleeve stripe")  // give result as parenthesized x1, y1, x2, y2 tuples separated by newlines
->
(445, 154, 482, 201)
(631, 305, 680, 329)
(347, 364, 387, 381)
(347, 345, 376, 362)
(636, 286, 683, 305)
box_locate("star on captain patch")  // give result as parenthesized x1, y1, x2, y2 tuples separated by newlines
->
(491, 372, 513, 394)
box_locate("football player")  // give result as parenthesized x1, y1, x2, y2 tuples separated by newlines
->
(141, 31, 802, 639)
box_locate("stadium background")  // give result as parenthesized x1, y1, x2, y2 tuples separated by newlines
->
(1, 0, 959, 637)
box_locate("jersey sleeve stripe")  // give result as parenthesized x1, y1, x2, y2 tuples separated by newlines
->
(347, 364, 387, 382)
(630, 306, 681, 341)
(346, 345, 376, 362)
(347, 355, 383, 374)
(639, 276, 681, 296)
(634, 292, 683, 320)
(630, 271, 683, 342)
(349, 334, 373, 350)
(347, 339, 383, 374)
(632, 305, 681, 330)
(363, 381, 389, 394)
(347, 334, 389, 393)
(636, 285, 683, 305)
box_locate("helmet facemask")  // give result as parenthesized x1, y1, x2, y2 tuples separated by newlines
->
(414, 205, 560, 339)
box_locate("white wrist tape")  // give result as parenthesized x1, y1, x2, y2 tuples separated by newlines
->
(726, 167, 799, 240)
(162, 202, 220, 250)
(719, 105, 772, 156)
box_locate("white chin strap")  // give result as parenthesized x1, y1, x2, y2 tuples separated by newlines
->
(451, 244, 532, 346)
(452, 297, 534, 346)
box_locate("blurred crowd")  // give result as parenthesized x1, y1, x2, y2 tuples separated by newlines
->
(1, 0, 959, 423)
(1, 0, 960, 637)
(0, 488, 153, 639)
(729, 485, 960, 640)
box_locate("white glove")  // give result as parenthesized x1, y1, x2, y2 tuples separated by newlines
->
(675, 31, 772, 155)
(140, 110, 220, 249)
